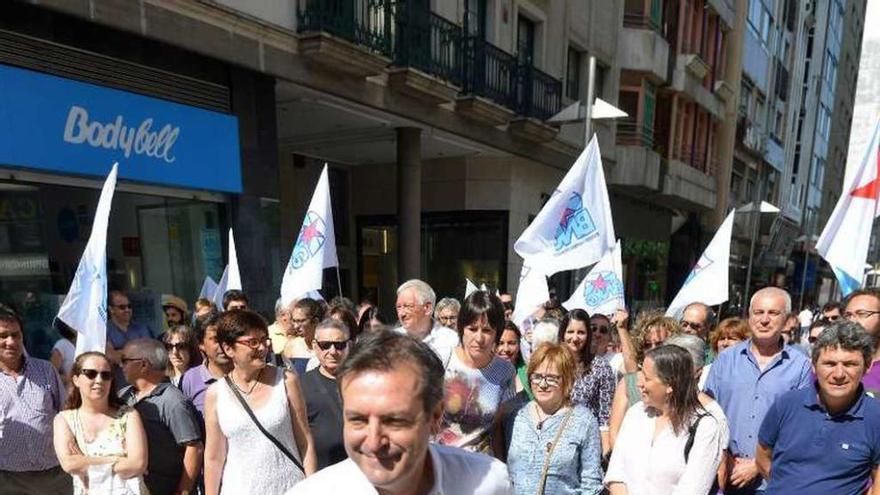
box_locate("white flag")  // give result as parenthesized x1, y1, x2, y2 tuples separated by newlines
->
(213, 266, 229, 310)
(511, 264, 549, 327)
(563, 240, 624, 316)
(198, 276, 218, 301)
(281, 164, 339, 305)
(817, 120, 880, 295)
(480, 283, 488, 291)
(665, 210, 735, 318)
(465, 278, 479, 299)
(514, 135, 615, 276)
(57, 163, 118, 356)
(226, 229, 242, 292)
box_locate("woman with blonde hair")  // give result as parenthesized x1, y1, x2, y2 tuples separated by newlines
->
(506, 342, 603, 494)
(53, 352, 149, 494)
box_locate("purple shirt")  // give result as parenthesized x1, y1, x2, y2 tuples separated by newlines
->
(0, 356, 66, 471)
(179, 364, 220, 420)
(863, 361, 880, 399)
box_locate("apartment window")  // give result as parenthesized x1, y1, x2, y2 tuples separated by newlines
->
(464, 0, 487, 38)
(747, 0, 773, 48)
(595, 63, 607, 100)
(517, 16, 536, 65)
(566, 47, 581, 100)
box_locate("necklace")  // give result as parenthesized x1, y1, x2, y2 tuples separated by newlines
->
(534, 402, 561, 430)
(231, 367, 264, 396)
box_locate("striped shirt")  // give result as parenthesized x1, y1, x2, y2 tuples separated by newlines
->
(0, 356, 66, 471)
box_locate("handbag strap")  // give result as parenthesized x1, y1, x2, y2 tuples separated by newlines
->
(536, 405, 575, 495)
(224, 375, 305, 474)
(684, 412, 709, 462)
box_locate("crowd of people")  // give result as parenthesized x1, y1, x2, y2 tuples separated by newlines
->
(2, 280, 880, 495)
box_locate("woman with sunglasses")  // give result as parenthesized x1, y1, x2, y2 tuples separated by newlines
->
(53, 351, 149, 494)
(162, 325, 201, 387)
(506, 342, 603, 494)
(204, 309, 316, 495)
(283, 298, 324, 375)
(605, 345, 727, 495)
(561, 309, 616, 456)
(608, 313, 682, 447)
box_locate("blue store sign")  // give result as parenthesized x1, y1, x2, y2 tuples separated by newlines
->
(0, 64, 242, 193)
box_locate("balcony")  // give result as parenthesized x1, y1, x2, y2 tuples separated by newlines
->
(296, 1, 562, 124)
(616, 119, 655, 149)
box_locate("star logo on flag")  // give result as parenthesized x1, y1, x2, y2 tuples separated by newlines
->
(583, 270, 624, 307)
(850, 150, 880, 201)
(290, 211, 327, 269)
(590, 274, 608, 291)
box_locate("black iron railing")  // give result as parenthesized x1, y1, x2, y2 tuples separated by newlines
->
(517, 65, 562, 121)
(394, 12, 463, 86)
(297, 0, 394, 57)
(461, 36, 519, 111)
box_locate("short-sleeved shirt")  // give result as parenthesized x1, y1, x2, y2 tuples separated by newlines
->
(394, 322, 460, 362)
(758, 384, 880, 495)
(120, 381, 202, 494)
(861, 361, 880, 398)
(0, 356, 65, 471)
(704, 339, 812, 494)
(179, 364, 221, 420)
(300, 368, 346, 469)
(106, 320, 153, 350)
(436, 351, 514, 453)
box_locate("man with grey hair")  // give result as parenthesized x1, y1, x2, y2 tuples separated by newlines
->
(120, 338, 203, 495)
(679, 302, 716, 342)
(291, 330, 511, 494)
(395, 279, 459, 359)
(434, 297, 461, 329)
(756, 321, 880, 493)
(704, 287, 812, 495)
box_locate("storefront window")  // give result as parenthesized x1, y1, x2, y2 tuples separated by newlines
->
(0, 181, 224, 357)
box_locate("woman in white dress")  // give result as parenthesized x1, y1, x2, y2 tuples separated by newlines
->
(204, 309, 316, 495)
(53, 352, 149, 494)
(605, 344, 727, 495)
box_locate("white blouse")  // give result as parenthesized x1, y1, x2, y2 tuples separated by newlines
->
(605, 400, 728, 495)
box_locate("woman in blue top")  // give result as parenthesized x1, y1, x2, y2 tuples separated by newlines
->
(507, 342, 604, 495)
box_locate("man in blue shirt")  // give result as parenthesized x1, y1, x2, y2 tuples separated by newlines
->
(756, 321, 880, 494)
(105, 290, 153, 388)
(704, 287, 812, 494)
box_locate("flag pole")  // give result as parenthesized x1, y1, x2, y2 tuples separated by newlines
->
(335, 266, 343, 298)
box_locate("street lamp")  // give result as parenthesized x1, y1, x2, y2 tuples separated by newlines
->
(740, 200, 780, 312)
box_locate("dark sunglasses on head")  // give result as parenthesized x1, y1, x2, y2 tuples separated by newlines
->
(315, 340, 348, 351)
(80, 369, 112, 380)
(164, 343, 188, 352)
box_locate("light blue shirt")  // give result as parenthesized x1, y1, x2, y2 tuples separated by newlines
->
(704, 339, 812, 493)
(507, 403, 603, 495)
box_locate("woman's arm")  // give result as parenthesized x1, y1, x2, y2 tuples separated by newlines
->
(596, 363, 616, 456)
(203, 385, 228, 495)
(611, 309, 637, 374)
(607, 483, 629, 495)
(52, 414, 117, 477)
(284, 369, 317, 475)
(608, 377, 629, 448)
(113, 409, 148, 479)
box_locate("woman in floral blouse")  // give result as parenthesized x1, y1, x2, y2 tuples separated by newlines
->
(560, 309, 617, 455)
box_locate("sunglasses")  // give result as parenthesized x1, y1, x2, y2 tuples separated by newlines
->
(113, 304, 132, 310)
(80, 369, 112, 380)
(808, 336, 818, 343)
(315, 340, 349, 351)
(164, 342, 188, 352)
(590, 325, 610, 335)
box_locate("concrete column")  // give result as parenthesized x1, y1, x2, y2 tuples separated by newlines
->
(713, 0, 747, 228)
(397, 127, 422, 283)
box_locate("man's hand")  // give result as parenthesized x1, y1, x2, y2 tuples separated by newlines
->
(730, 457, 760, 488)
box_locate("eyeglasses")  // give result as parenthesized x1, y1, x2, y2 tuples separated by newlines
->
(529, 373, 562, 387)
(680, 320, 704, 332)
(590, 324, 610, 335)
(808, 336, 819, 343)
(235, 337, 270, 349)
(291, 317, 311, 325)
(113, 304, 132, 310)
(844, 310, 880, 320)
(315, 340, 349, 351)
(438, 316, 457, 324)
(80, 369, 112, 380)
(164, 343, 188, 352)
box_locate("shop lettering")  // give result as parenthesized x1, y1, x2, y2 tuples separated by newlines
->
(62, 105, 179, 163)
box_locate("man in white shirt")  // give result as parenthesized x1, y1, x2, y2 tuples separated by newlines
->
(394, 279, 459, 359)
(291, 330, 511, 495)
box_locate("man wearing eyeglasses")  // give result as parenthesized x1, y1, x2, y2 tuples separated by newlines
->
(301, 319, 351, 470)
(394, 279, 459, 361)
(106, 290, 154, 388)
(704, 287, 812, 495)
(844, 289, 880, 397)
(119, 338, 203, 495)
(0, 305, 71, 494)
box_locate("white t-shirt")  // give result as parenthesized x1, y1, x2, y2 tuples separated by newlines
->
(605, 400, 728, 495)
(394, 322, 460, 362)
(289, 443, 512, 494)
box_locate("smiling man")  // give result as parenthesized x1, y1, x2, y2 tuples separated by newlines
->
(756, 321, 880, 494)
(291, 330, 511, 495)
(394, 279, 459, 361)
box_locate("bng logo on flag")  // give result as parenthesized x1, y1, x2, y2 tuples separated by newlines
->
(291, 211, 327, 269)
(582, 271, 624, 307)
(555, 192, 598, 253)
(684, 254, 713, 286)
